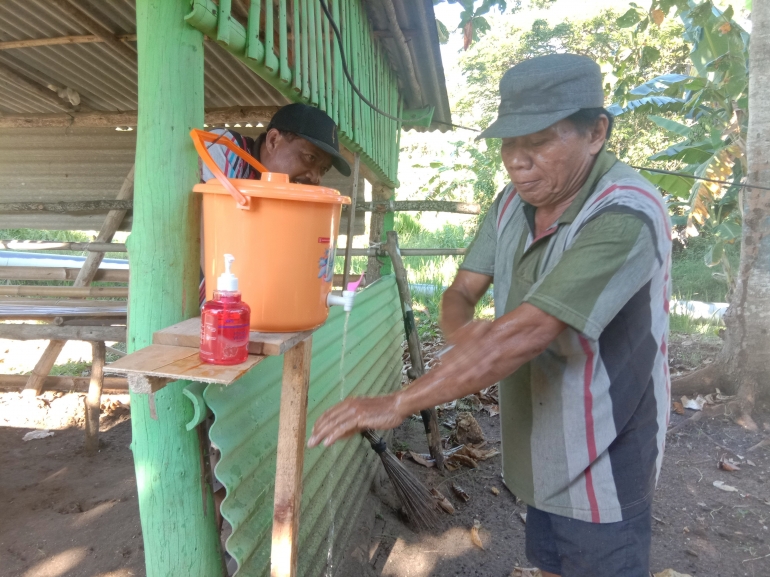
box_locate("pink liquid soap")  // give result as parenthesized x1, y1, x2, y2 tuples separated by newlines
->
(200, 255, 251, 365)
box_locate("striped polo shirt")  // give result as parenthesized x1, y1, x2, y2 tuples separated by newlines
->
(461, 150, 672, 523)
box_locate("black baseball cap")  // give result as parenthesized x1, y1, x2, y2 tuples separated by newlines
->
(267, 103, 351, 176)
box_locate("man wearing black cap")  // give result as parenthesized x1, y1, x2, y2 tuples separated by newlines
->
(307, 54, 672, 577)
(202, 102, 351, 184)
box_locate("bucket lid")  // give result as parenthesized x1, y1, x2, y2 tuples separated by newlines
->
(194, 173, 350, 205)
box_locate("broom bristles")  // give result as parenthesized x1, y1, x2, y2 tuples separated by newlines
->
(363, 429, 439, 530)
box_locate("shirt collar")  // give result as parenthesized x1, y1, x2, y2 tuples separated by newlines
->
(520, 149, 618, 229)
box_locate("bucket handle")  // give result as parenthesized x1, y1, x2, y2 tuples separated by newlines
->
(190, 128, 270, 208)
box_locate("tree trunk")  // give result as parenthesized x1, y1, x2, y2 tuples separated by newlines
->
(682, 1, 770, 429)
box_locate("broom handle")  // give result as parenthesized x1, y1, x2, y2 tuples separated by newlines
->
(385, 231, 445, 471)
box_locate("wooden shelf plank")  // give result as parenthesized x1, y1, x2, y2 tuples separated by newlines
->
(152, 317, 315, 356)
(108, 344, 264, 385)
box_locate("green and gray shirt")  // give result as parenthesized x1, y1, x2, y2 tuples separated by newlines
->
(461, 151, 672, 523)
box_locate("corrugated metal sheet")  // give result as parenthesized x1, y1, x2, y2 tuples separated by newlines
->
(203, 277, 404, 577)
(0, 126, 363, 233)
(0, 0, 288, 115)
(363, 0, 452, 132)
(0, 126, 136, 231)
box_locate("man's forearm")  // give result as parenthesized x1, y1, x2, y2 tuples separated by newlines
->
(440, 287, 476, 337)
(396, 303, 566, 418)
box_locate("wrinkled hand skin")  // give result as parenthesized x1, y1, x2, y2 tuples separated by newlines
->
(307, 393, 405, 447)
(308, 302, 566, 449)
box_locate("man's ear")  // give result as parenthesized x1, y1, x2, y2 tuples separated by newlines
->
(588, 115, 609, 154)
(263, 128, 281, 155)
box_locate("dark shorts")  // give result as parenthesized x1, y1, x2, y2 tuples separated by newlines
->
(525, 504, 652, 577)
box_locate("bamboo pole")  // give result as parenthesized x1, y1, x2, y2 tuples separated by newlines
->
(84, 341, 106, 455)
(0, 106, 280, 129)
(0, 324, 126, 342)
(385, 231, 445, 471)
(50, 0, 137, 62)
(341, 153, 360, 290)
(0, 241, 127, 252)
(23, 165, 133, 396)
(129, 1, 224, 574)
(0, 286, 128, 298)
(0, 200, 133, 213)
(343, 200, 480, 215)
(0, 374, 128, 393)
(0, 34, 137, 50)
(0, 266, 128, 283)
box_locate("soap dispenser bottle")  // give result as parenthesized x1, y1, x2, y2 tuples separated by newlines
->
(200, 254, 251, 365)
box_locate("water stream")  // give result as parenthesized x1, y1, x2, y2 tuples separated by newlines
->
(324, 311, 351, 577)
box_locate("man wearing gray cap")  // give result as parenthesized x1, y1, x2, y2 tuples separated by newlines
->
(308, 54, 671, 576)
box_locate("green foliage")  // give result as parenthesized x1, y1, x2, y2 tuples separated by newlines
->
(611, 0, 748, 289)
(433, 0, 521, 47)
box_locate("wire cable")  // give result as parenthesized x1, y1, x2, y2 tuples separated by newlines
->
(629, 166, 770, 192)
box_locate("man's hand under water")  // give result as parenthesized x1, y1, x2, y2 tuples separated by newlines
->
(308, 303, 567, 449)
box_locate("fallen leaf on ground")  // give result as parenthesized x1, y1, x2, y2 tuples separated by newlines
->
(482, 404, 500, 417)
(682, 395, 707, 411)
(713, 480, 739, 492)
(460, 445, 500, 462)
(470, 519, 484, 550)
(519, 512, 527, 524)
(511, 568, 541, 577)
(451, 483, 470, 502)
(456, 412, 485, 445)
(408, 451, 435, 468)
(491, 487, 500, 496)
(747, 460, 756, 467)
(673, 401, 685, 415)
(457, 394, 483, 412)
(22, 430, 54, 441)
(718, 456, 741, 472)
(446, 453, 478, 469)
(654, 570, 693, 577)
(431, 488, 455, 514)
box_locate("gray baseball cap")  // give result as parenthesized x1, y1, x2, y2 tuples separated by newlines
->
(477, 54, 605, 140)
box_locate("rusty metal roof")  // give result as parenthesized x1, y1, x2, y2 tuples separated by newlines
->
(0, 0, 289, 115)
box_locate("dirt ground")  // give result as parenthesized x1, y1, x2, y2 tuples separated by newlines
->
(3, 334, 770, 577)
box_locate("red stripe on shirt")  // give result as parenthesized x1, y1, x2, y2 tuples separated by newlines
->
(590, 184, 672, 240)
(497, 188, 518, 229)
(579, 335, 601, 523)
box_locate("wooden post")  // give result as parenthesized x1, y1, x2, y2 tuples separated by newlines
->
(341, 153, 360, 290)
(271, 337, 313, 577)
(365, 183, 393, 282)
(128, 1, 224, 576)
(23, 164, 134, 396)
(84, 341, 105, 455)
(385, 231, 445, 471)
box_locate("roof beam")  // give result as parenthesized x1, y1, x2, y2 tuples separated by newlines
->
(50, 0, 137, 63)
(0, 106, 282, 128)
(0, 34, 137, 50)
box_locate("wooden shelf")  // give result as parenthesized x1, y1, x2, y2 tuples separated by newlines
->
(152, 317, 315, 356)
(108, 344, 265, 386)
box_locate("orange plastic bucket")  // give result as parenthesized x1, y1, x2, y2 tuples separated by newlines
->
(191, 129, 351, 332)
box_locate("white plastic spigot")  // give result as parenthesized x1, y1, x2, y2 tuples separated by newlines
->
(327, 290, 356, 312)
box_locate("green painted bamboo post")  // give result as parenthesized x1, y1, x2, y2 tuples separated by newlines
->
(128, 1, 225, 575)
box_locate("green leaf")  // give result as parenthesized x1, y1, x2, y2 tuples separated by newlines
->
(647, 115, 691, 137)
(628, 74, 692, 96)
(714, 221, 742, 241)
(640, 170, 693, 198)
(704, 241, 725, 267)
(649, 140, 716, 164)
(429, 161, 443, 168)
(610, 96, 685, 116)
(640, 45, 660, 66)
(616, 8, 643, 28)
(436, 19, 450, 44)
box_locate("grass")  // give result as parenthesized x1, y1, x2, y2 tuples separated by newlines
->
(671, 235, 738, 303)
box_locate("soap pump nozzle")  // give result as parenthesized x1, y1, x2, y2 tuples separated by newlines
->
(217, 254, 239, 292)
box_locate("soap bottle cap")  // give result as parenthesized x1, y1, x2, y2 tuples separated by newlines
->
(217, 254, 239, 291)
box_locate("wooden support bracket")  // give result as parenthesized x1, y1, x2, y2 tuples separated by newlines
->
(270, 337, 313, 577)
(127, 374, 173, 395)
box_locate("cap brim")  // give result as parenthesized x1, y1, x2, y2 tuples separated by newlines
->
(298, 135, 352, 177)
(476, 109, 580, 140)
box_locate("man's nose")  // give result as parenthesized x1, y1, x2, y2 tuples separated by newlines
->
(505, 147, 532, 172)
(305, 167, 322, 186)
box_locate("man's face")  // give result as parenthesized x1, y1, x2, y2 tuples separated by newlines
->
(261, 129, 334, 185)
(500, 119, 605, 207)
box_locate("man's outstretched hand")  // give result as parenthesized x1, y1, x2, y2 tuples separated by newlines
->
(307, 393, 406, 448)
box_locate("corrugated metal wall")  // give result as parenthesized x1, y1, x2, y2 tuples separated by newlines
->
(0, 127, 363, 233)
(0, 126, 136, 231)
(203, 277, 404, 576)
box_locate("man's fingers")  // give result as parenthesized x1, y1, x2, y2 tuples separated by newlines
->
(308, 401, 357, 447)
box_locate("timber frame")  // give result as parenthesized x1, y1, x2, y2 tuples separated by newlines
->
(0, 1, 452, 576)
